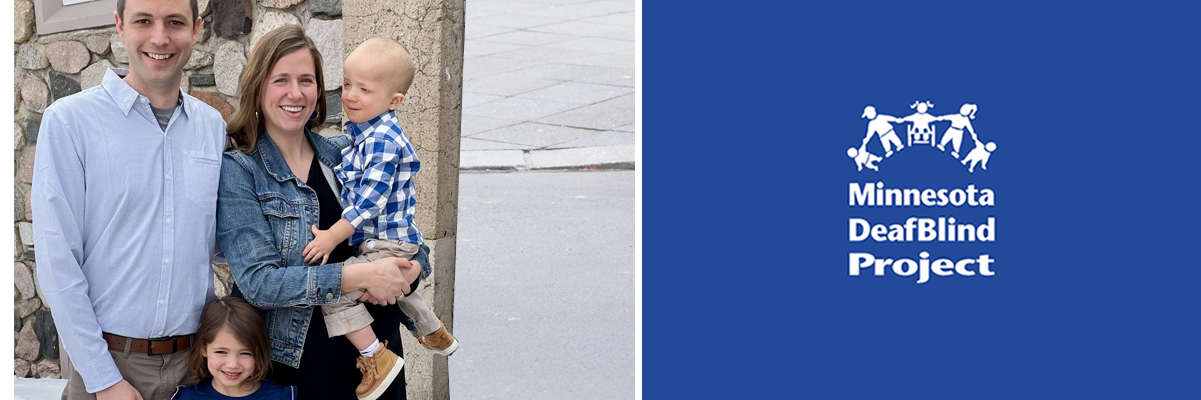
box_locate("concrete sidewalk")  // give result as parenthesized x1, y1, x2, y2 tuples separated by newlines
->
(461, 0, 635, 170)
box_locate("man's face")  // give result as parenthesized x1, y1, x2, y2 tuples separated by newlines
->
(115, 0, 198, 93)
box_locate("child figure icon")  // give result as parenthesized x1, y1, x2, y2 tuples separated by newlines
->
(848, 100, 997, 173)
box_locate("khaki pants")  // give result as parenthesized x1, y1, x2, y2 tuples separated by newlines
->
(322, 239, 441, 338)
(63, 345, 190, 400)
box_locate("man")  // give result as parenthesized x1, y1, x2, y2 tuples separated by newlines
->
(32, 0, 225, 398)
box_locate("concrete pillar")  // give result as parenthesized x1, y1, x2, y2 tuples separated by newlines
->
(342, 1, 465, 399)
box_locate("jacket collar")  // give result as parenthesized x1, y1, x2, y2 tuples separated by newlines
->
(255, 128, 344, 183)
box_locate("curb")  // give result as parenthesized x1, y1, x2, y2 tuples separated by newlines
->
(461, 145, 635, 171)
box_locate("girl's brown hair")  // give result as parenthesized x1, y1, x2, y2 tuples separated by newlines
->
(185, 297, 272, 387)
(226, 24, 327, 153)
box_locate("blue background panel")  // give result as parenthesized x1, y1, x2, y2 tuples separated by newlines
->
(644, 1, 1201, 398)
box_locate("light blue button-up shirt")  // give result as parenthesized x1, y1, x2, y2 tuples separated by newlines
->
(32, 69, 226, 393)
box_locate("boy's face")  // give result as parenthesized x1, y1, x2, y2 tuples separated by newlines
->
(341, 49, 405, 124)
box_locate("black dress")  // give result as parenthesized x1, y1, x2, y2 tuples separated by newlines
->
(268, 155, 407, 400)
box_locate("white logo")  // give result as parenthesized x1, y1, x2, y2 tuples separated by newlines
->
(848, 101, 997, 173)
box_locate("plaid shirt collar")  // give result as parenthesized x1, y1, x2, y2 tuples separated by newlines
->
(344, 109, 399, 144)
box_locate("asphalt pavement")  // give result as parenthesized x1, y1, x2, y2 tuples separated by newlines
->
(461, 0, 635, 170)
(450, 170, 635, 399)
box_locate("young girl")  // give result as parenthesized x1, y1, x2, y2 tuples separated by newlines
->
(172, 297, 296, 399)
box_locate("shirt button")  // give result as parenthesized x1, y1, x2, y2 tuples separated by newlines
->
(158, 300, 166, 306)
(166, 174, 171, 180)
(165, 218, 172, 225)
(326, 293, 334, 300)
(164, 258, 171, 265)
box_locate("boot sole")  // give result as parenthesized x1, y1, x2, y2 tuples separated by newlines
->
(425, 339, 459, 356)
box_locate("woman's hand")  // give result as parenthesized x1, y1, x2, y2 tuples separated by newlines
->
(355, 258, 423, 305)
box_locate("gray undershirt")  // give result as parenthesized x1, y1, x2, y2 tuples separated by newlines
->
(150, 105, 176, 131)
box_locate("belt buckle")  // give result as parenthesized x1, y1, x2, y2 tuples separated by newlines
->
(148, 336, 177, 356)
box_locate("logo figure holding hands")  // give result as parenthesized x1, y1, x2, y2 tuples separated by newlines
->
(860, 105, 906, 157)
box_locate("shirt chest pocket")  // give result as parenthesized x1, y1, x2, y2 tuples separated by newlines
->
(261, 196, 302, 255)
(185, 151, 222, 210)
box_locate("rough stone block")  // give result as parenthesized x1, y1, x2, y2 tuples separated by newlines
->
(85, 34, 111, 55)
(16, 0, 35, 43)
(310, 0, 342, 16)
(36, 309, 59, 359)
(24, 250, 37, 261)
(20, 74, 49, 113)
(185, 50, 215, 70)
(19, 146, 37, 183)
(250, 10, 300, 49)
(16, 320, 39, 361)
(261, 0, 304, 8)
(25, 190, 33, 221)
(190, 91, 234, 123)
(16, 262, 36, 299)
(35, 359, 61, 379)
(111, 34, 129, 64)
(18, 297, 41, 319)
(325, 91, 343, 124)
(81, 60, 114, 89)
(15, 192, 22, 222)
(25, 116, 42, 144)
(190, 74, 217, 87)
(215, 42, 246, 96)
(18, 43, 49, 70)
(307, 18, 343, 91)
(14, 309, 20, 332)
(15, 359, 31, 378)
(199, 0, 212, 16)
(213, 0, 253, 38)
(19, 222, 35, 246)
(49, 70, 82, 102)
(47, 41, 91, 74)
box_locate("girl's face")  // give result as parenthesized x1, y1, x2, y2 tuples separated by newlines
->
(205, 328, 260, 396)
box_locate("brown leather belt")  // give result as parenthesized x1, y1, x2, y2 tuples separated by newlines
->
(102, 333, 193, 356)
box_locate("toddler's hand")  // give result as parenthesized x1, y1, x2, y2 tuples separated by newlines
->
(303, 225, 337, 265)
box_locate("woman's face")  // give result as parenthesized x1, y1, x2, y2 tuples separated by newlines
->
(259, 49, 319, 136)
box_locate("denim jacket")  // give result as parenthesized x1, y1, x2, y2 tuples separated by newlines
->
(216, 128, 428, 368)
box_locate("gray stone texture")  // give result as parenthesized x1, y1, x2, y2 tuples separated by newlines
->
(213, 0, 253, 37)
(111, 34, 129, 64)
(36, 309, 59, 359)
(24, 190, 33, 221)
(310, 0, 342, 16)
(324, 91, 343, 124)
(250, 10, 300, 49)
(215, 42, 247, 96)
(307, 18, 343, 91)
(261, 0, 304, 8)
(85, 34, 112, 55)
(49, 71, 82, 102)
(17, 44, 49, 70)
(81, 60, 114, 89)
(190, 73, 217, 87)
(16, 262, 36, 299)
(16, 321, 39, 361)
(199, 0, 213, 16)
(345, 0, 465, 396)
(15, 0, 35, 43)
(15, 191, 22, 221)
(25, 116, 41, 144)
(185, 50, 215, 70)
(19, 222, 35, 245)
(47, 41, 92, 74)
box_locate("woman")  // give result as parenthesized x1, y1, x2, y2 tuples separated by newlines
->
(216, 25, 419, 400)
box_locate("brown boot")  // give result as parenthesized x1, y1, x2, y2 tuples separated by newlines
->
(355, 342, 403, 400)
(418, 321, 459, 356)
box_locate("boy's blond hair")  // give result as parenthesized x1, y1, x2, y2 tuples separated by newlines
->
(352, 37, 416, 95)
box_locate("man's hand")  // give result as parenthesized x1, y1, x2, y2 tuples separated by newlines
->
(303, 225, 338, 265)
(96, 380, 143, 400)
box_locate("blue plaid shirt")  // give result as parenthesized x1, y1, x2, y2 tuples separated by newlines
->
(337, 110, 423, 245)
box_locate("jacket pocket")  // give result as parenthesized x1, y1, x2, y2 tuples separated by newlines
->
(261, 196, 301, 255)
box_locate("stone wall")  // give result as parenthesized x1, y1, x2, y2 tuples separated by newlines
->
(13, 0, 344, 378)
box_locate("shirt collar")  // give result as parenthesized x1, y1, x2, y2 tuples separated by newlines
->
(344, 109, 398, 143)
(101, 68, 193, 118)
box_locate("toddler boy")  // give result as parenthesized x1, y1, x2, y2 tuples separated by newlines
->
(303, 37, 459, 400)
